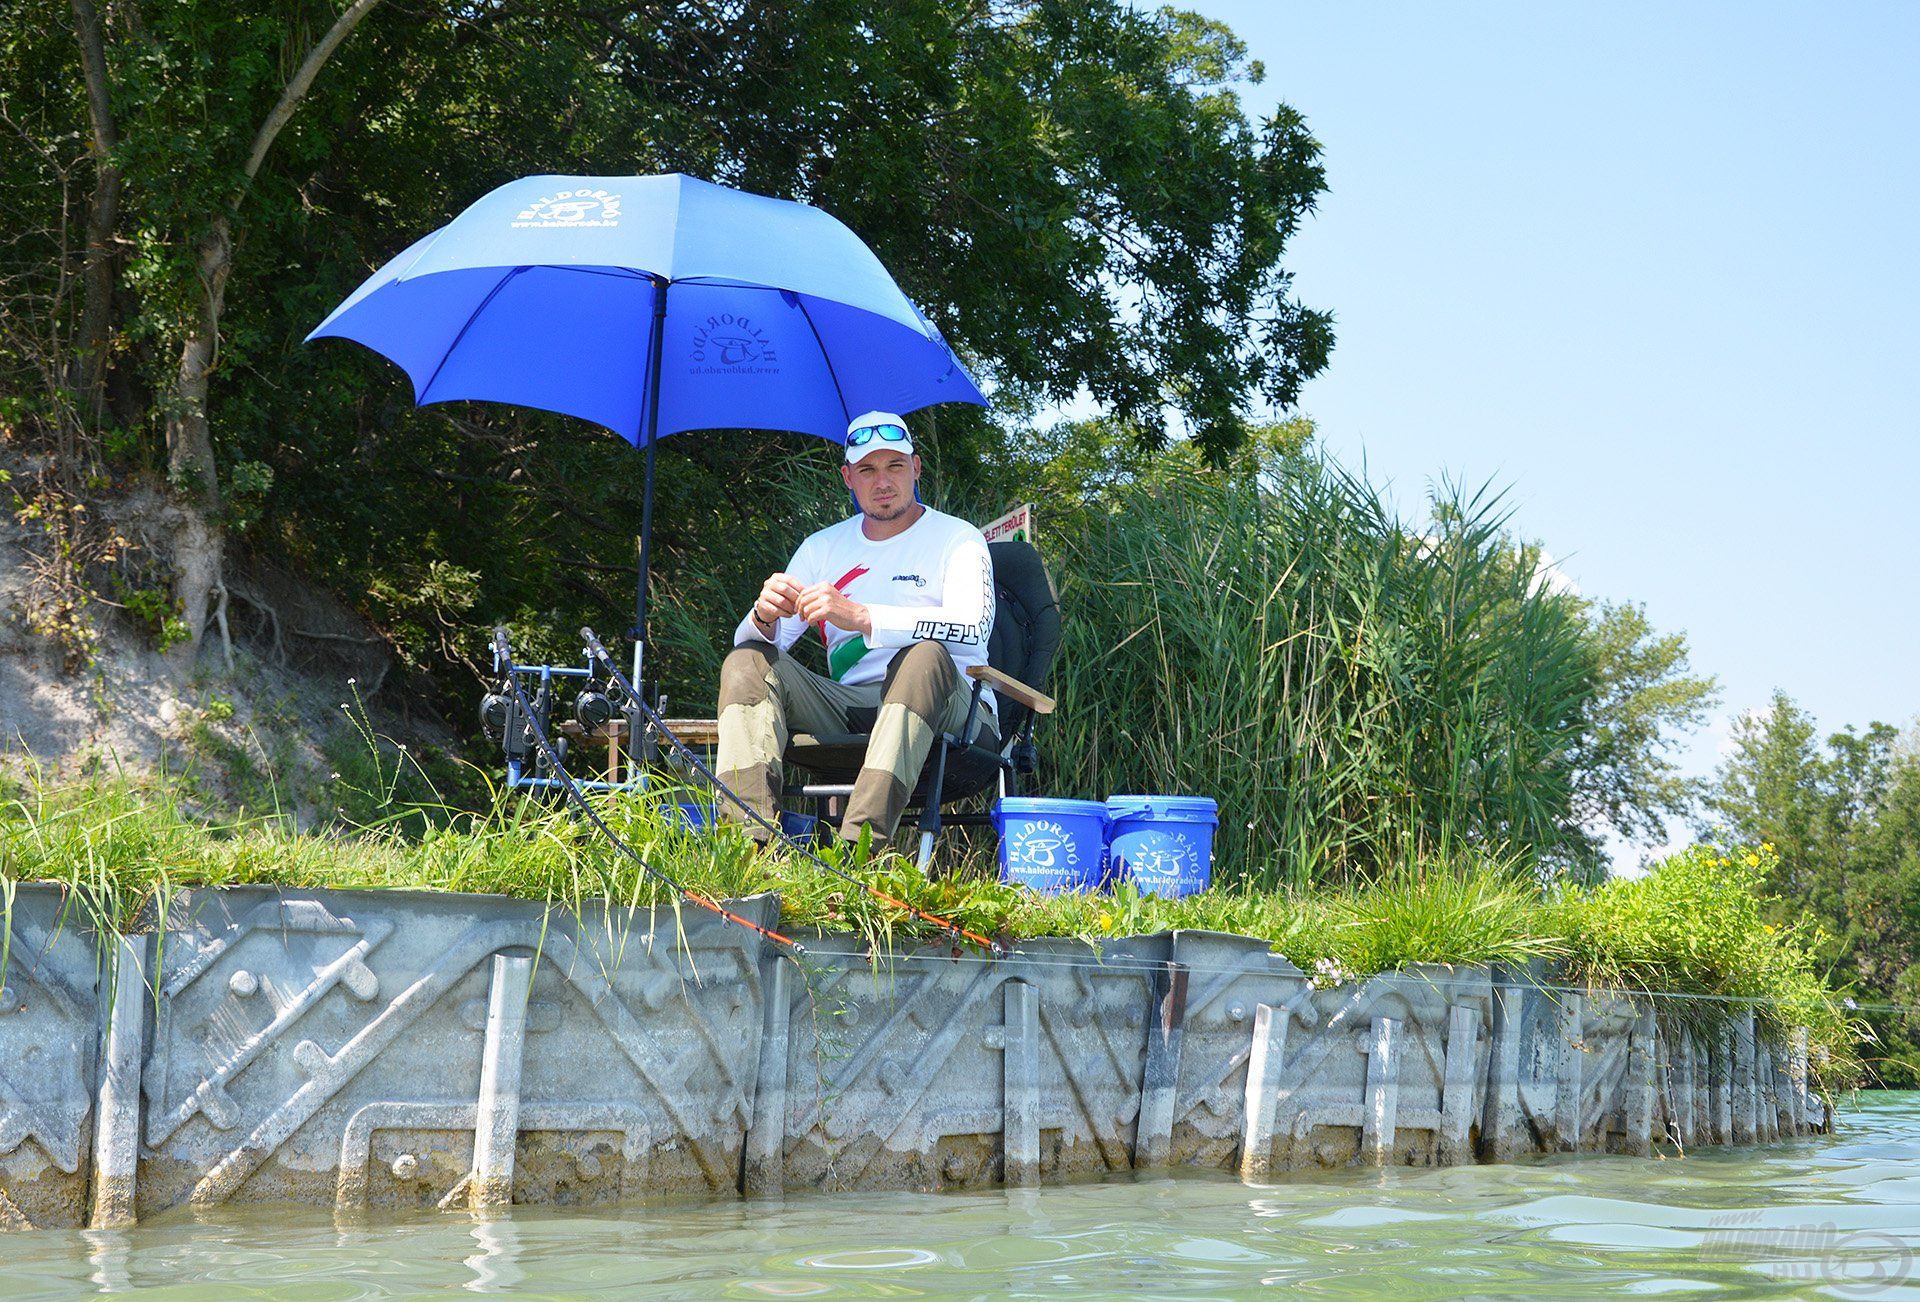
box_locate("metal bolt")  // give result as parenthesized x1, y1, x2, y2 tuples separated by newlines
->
(390, 1153, 419, 1180)
(228, 969, 258, 998)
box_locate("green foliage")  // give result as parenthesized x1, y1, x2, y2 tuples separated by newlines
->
(1017, 442, 1595, 886)
(1705, 696, 1920, 1085)
(2, 0, 1333, 698)
(1552, 843, 1859, 1085)
(112, 577, 191, 652)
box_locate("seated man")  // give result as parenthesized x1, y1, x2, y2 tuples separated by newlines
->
(717, 410, 996, 845)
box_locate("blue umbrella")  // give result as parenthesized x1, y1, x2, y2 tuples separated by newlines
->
(308, 172, 987, 687)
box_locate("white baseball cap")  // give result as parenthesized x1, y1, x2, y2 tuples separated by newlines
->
(844, 411, 914, 464)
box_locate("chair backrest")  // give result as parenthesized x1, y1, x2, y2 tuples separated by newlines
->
(985, 540, 1062, 742)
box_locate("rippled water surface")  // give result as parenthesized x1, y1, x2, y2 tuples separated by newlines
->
(4, 1094, 1917, 1299)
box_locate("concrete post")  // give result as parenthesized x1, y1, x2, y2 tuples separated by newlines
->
(469, 953, 533, 1209)
(1133, 961, 1188, 1170)
(743, 954, 793, 1196)
(1732, 1012, 1757, 1144)
(1479, 973, 1525, 1162)
(1675, 1032, 1696, 1146)
(1361, 1017, 1401, 1166)
(1438, 1005, 1480, 1166)
(1710, 1025, 1733, 1145)
(1002, 981, 1039, 1188)
(1781, 1036, 1797, 1136)
(89, 935, 148, 1229)
(1238, 1002, 1291, 1182)
(1554, 993, 1584, 1151)
(1624, 1007, 1656, 1158)
(1755, 1043, 1777, 1142)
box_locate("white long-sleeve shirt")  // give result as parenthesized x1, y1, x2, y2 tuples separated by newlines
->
(735, 506, 997, 717)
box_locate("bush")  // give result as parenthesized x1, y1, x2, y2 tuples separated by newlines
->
(1553, 843, 1859, 1084)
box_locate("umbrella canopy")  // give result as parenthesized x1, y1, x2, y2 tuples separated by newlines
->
(309, 173, 988, 692)
(308, 173, 986, 444)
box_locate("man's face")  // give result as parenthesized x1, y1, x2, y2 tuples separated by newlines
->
(841, 450, 921, 521)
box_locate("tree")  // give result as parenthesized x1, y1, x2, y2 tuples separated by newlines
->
(1701, 693, 1920, 1083)
(1564, 600, 1719, 866)
(3, 0, 1333, 682)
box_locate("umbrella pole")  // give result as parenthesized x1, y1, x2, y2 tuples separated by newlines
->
(633, 274, 669, 705)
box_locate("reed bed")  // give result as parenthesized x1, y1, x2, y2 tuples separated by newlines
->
(1038, 461, 1590, 889)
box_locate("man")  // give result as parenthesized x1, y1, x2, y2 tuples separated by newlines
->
(716, 410, 996, 846)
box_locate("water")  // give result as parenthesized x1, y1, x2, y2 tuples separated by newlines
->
(5, 1094, 1916, 1299)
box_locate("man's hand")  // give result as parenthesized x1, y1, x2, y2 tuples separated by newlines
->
(797, 581, 873, 637)
(752, 573, 804, 631)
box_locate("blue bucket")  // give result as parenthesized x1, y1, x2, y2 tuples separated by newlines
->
(1105, 795, 1218, 897)
(992, 797, 1109, 893)
(670, 800, 716, 832)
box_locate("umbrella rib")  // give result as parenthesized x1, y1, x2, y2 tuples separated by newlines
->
(794, 296, 851, 423)
(415, 265, 528, 407)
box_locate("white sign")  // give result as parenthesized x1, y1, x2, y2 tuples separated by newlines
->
(982, 502, 1033, 545)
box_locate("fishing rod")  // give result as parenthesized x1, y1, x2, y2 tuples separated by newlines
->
(490, 628, 804, 956)
(578, 625, 1007, 957)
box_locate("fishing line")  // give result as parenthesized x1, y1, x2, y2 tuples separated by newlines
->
(579, 626, 1006, 956)
(491, 628, 804, 955)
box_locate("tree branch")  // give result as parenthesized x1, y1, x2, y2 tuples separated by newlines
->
(240, 0, 386, 188)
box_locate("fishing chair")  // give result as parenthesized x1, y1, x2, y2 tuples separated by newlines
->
(782, 540, 1061, 870)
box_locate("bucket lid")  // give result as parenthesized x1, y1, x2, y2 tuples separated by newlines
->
(1106, 794, 1219, 823)
(994, 797, 1109, 817)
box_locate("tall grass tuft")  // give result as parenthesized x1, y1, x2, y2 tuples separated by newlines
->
(1039, 459, 1590, 888)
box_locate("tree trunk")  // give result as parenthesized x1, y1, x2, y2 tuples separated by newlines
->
(165, 221, 230, 654)
(69, 0, 121, 429)
(158, 0, 386, 658)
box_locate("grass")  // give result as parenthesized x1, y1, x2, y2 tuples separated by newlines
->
(0, 763, 1859, 1086)
(1024, 458, 1596, 891)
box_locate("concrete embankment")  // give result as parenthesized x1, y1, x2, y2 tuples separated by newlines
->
(0, 884, 1825, 1230)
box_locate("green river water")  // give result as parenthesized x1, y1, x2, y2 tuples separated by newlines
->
(3, 1093, 1915, 1299)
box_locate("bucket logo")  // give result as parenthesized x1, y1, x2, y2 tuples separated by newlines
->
(1123, 832, 1197, 879)
(690, 312, 780, 373)
(1010, 820, 1079, 875)
(511, 189, 622, 228)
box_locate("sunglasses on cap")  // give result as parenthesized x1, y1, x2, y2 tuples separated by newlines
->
(847, 423, 910, 447)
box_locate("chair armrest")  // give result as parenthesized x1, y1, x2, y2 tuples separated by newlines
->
(966, 665, 1055, 715)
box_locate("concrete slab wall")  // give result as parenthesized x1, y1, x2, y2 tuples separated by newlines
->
(0, 885, 1831, 1229)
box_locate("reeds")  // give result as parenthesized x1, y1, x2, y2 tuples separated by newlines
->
(1038, 460, 1590, 888)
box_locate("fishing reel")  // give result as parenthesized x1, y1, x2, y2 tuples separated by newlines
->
(572, 677, 631, 734)
(478, 678, 563, 773)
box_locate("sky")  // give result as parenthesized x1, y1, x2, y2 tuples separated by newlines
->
(1183, 1, 1920, 862)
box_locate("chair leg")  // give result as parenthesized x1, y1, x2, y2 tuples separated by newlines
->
(914, 735, 955, 877)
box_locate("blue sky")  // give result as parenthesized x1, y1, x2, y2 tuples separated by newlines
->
(1186, 1, 1920, 859)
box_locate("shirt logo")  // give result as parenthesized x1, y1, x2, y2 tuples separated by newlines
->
(892, 573, 926, 587)
(511, 190, 622, 228)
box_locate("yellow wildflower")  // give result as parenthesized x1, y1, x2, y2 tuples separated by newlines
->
(1744, 853, 1761, 867)
(1098, 911, 1114, 932)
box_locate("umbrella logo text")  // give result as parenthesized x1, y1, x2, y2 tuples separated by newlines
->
(512, 190, 623, 228)
(690, 313, 780, 373)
